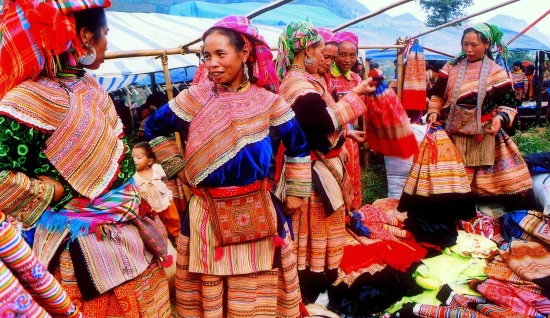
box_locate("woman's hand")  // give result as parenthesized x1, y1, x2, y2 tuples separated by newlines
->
(485, 116, 503, 136)
(427, 113, 438, 123)
(346, 130, 366, 143)
(351, 78, 377, 96)
(339, 146, 350, 164)
(37, 175, 65, 204)
(284, 195, 303, 215)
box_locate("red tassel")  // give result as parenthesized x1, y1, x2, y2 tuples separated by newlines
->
(161, 255, 173, 268)
(299, 302, 310, 317)
(214, 247, 224, 261)
(477, 134, 483, 142)
(273, 236, 286, 247)
(345, 215, 351, 224)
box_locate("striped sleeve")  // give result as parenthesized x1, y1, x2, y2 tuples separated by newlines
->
(0, 171, 55, 227)
(326, 90, 367, 129)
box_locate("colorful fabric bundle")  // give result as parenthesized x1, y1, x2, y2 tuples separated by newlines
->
(0, 0, 111, 99)
(402, 41, 427, 111)
(364, 81, 419, 158)
(0, 212, 80, 317)
(205, 15, 280, 92)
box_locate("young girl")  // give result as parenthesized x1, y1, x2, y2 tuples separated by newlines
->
(132, 141, 181, 244)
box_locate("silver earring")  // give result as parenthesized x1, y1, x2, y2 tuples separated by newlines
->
(79, 44, 97, 66)
(304, 55, 315, 67)
(243, 62, 250, 81)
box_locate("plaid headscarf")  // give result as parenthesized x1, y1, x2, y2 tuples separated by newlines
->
(450, 22, 508, 65)
(333, 31, 359, 47)
(316, 26, 336, 44)
(275, 21, 323, 80)
(203, 16, 279, 93)
(0, 0, 111, 99)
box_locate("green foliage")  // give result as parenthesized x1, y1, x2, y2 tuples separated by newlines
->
(419, 0, 474, 27)
(512, 124, 550, 156)
(360, 164, 388, 205)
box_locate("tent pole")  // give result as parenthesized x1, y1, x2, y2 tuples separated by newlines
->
(331, 0, 413, 32)
(536, 51, 545, 125)
(126, 88, 134, 131)
(422, 46, 454, 58)
(396, 38, 405, 101)
(410, 0, 519, 39)
(507, 9, 550, 45)
(178, 0, 295, 50)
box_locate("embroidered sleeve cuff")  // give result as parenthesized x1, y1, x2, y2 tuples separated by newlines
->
(328, 91, 366, 127)
(427, 96, 444, 117)
(0, 171, 54, 227)
(496, 106, 517, 127)
(150, 136, 186, 179)
(284, 156, 312, 198)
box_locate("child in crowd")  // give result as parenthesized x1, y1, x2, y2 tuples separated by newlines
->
(132, 141, 181, 245)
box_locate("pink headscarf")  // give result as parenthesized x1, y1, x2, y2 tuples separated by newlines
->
(316, 26, 336, 44)
(202, 16, 279, 93)
(333, 31, 359, 47)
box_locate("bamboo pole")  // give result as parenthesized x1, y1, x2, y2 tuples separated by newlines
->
(422, 46, 454, 58)
(331, 0, 413, 32)
(396, 38, 405, 100)
(507, 9, 550, 45)
(410, 0, 519, 39)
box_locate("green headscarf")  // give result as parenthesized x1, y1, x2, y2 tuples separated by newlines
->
(275, 21, 323, 80)
(450, 23, 508, 65)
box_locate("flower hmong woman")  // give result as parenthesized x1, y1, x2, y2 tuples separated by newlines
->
(144, 16, 311, 317)
(0, 1, 171, 316)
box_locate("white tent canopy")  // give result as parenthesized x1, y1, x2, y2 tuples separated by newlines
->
(89, 12, 285, 92)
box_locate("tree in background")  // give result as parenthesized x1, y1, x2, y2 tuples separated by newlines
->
(420, 0, 474, 27)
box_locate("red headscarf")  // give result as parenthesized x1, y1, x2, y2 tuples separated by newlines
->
(0, 0, 111, 99)
(201, 15, 279, 93)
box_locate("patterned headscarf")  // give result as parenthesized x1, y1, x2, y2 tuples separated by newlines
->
(275, 21, 323, 80)
(450, 22, 508, 65)
(316, 27, 336, 44)
(202, 16, 279, 93)
(0, 0, 111, 99)
(333, 31, 359, 47)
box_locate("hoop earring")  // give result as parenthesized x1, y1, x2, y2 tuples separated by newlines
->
(243, 62, 250, 81)
(79, 44, 97, 66)
(304, 55, 315, 67)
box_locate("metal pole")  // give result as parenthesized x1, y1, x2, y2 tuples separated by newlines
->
(410, 0, 519, 39)
(331, 0, 413, 32)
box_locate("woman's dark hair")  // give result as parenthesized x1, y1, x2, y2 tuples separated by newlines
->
(202, 27, 258, 84)
(461, 28, 493, 60)
(513, 61, 523, 68)
(74, 8, 107, 42)
(133, 141, 156, 161)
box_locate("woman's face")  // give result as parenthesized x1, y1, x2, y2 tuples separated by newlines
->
(462, 31, 489, 62)
(335, 41, 358, 72)
(203, 30, 247, 91)
(84, 24, 109, 70)
(318, 43, 338, 74)
(304, 40, 325, 75)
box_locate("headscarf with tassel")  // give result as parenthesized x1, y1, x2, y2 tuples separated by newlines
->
(275, 21, 323, 80)
(0, 0, 112, 99)
(202, 16, 280, 93)
(450, 22, 508, 65)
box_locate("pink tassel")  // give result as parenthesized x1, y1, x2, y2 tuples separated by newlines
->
(161, 255, 173, 268)
(273, 236, 286, 247)
(214, 247, 224, 261)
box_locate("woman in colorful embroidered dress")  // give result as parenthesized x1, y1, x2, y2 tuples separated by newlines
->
(275, 21, 377, 303)
(144, 16, 311, 318)
(327, 31, 365, 210)
(0, 1, 171, 317)
(509, 61, 528, 102)
(426, 23, 532, 206)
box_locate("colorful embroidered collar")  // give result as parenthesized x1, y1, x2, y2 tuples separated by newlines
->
(330, 63, 352, 81)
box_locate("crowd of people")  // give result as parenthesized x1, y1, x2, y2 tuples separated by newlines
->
(0, 0, 548, 317)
